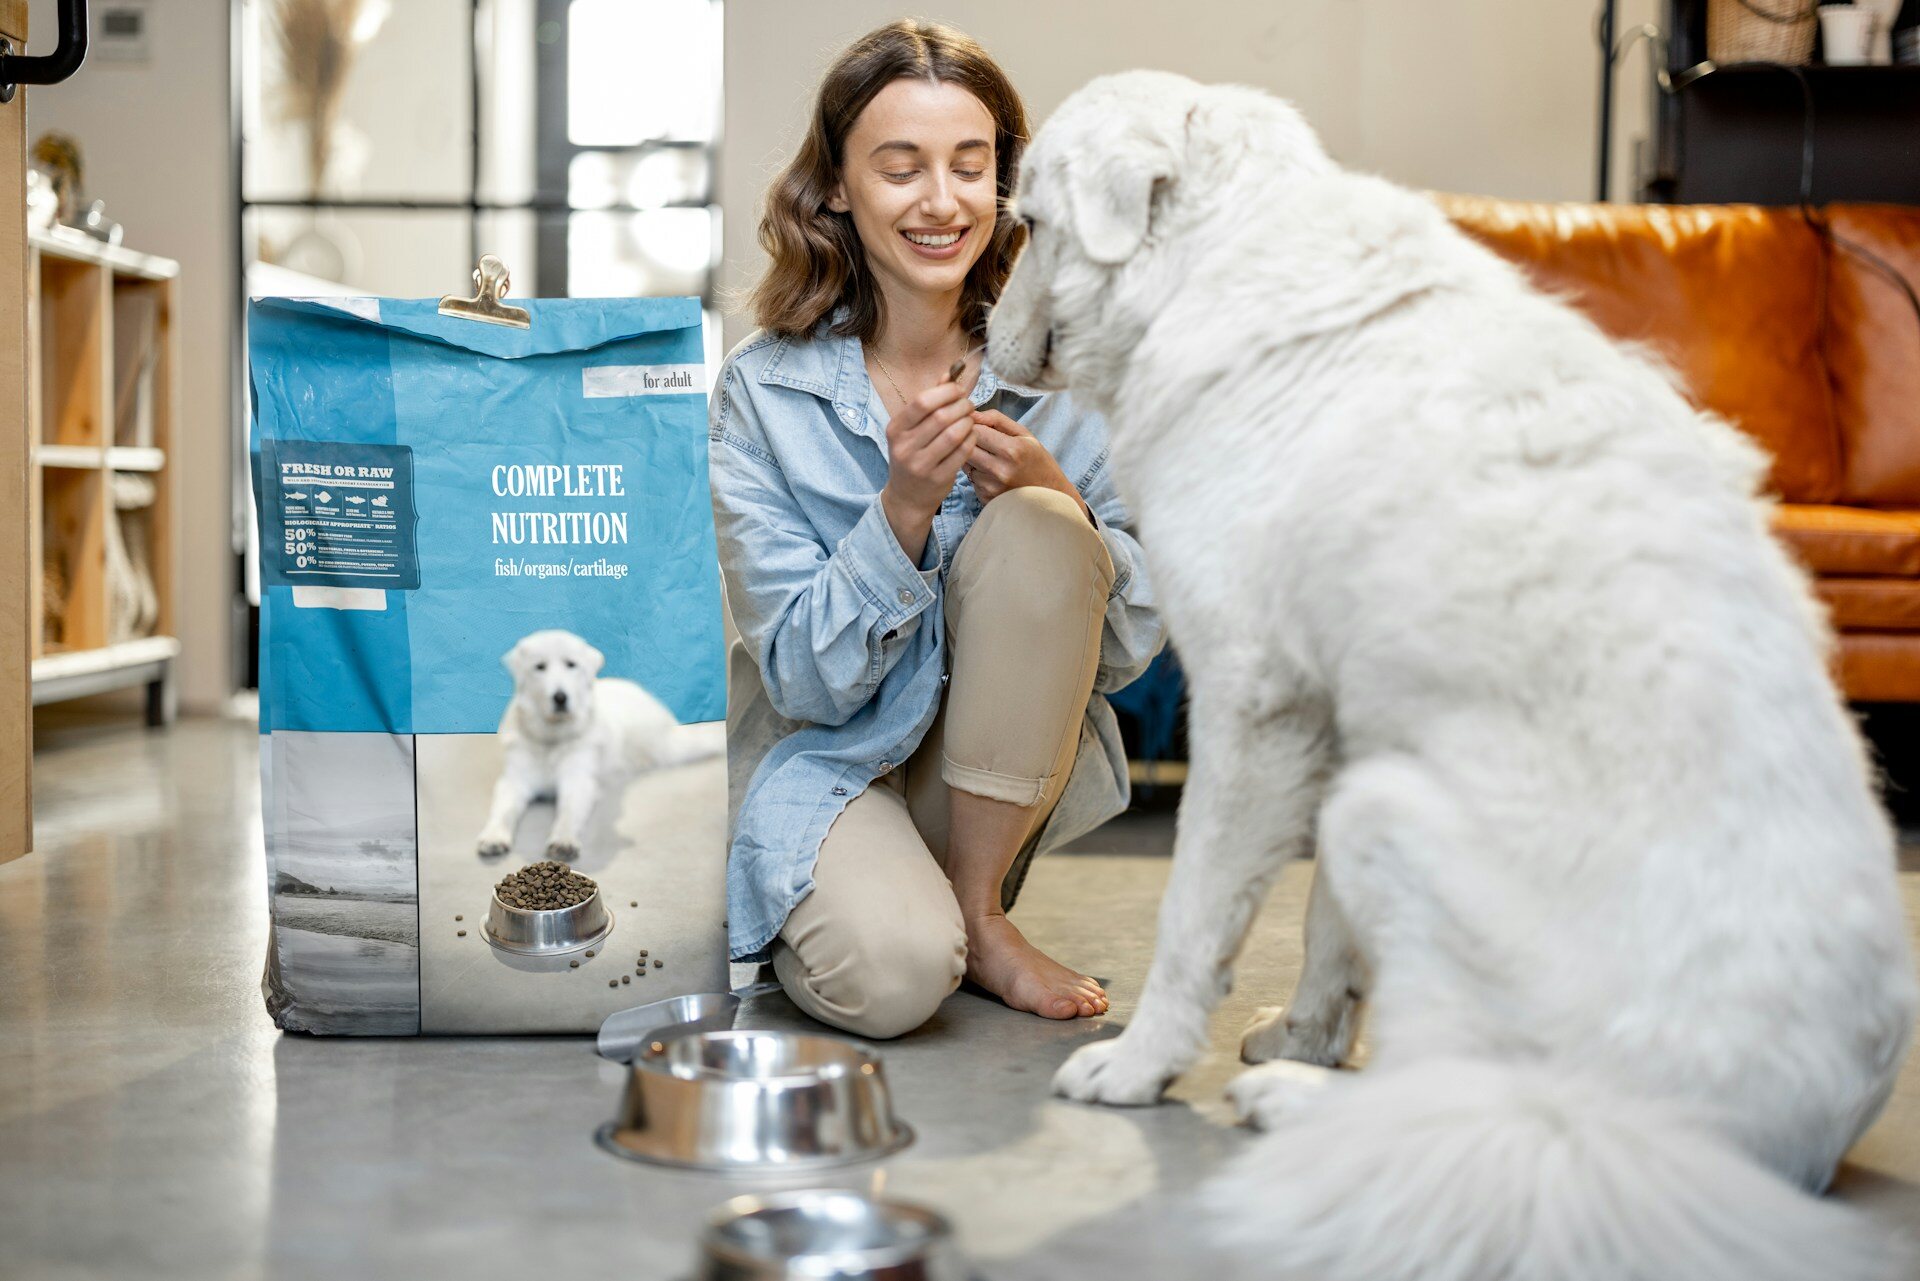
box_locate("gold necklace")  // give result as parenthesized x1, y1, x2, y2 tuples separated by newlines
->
(871, 352, 911, 411)
(870, 341, 968, 413)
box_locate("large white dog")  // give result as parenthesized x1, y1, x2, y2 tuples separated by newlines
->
(477, 629, 717, 859)
(987, 70, 1917, 1281)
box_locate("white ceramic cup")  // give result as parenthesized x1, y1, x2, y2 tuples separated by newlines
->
(1819, 4, 1875, 65)
(1857, 0, 1901, 62)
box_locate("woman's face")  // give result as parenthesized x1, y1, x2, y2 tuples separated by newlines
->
(827, 77, 998, 313)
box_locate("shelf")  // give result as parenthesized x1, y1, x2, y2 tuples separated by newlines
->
(29, 227, 180, 282)
(36, 444, 102, 469)
(27, 231, 179, 701)
(31, 636, 180, 706)
(39, 468, 107, 652)
(1672, 60, 1920, 90)
(107, 447, 165, 472)
(36, 445, 169, 472)
(36, 255, 105, 448)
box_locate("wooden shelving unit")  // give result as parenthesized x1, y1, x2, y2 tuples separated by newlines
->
(27, 227, 180, 725)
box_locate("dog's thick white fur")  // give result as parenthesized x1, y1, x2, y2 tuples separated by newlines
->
(988, 70, 1918, 1281)
(477, 629, 716, 859)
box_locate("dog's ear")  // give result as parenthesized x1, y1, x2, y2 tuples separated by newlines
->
(502, 637, 531, 678)
(578, 642, 606, 677)
(1062, 140, 1175, 266)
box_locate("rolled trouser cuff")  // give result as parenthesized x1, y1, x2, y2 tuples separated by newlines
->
(939, 753, 1051, 808)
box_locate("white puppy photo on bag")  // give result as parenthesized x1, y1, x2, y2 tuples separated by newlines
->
(479, 628, 723, 860)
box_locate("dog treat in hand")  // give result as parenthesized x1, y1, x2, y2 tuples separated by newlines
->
(493, 860, 599, 911)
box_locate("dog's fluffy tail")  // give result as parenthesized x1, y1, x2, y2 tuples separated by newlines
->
(1210, 1057, 1905, 1281)
(653, 720, 726, 768)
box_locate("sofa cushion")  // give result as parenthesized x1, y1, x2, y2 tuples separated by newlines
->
(1439, 195, 1840, 503)
(1817, 580, 1920, 632)
(1837, 634, 1920, 702)
(1824, 206, 1920, 506)
(1771, 504, 1920, 577)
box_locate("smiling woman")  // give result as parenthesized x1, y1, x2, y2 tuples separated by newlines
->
(709, 21, 1167, 1041)
(748, 24, 1029, 347)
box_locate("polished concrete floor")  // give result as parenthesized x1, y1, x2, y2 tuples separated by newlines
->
(7, 710, 1920, 1280)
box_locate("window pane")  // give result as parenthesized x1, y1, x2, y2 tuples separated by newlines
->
(243, 0, 475, 203)
(568, 0, 720, 146)
(568, 147, 711, 210)
(568, 207, 715, 298)
(248, 208, 474, 296)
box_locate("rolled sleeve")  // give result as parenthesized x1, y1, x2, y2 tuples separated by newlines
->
(709, 368, 934, 726)
(837, 489, 941, 626)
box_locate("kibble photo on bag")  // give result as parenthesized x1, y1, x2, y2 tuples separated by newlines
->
(249, 292, 726, 1034)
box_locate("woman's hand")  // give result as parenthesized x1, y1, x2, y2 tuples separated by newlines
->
(965, 410, 1090, 516)
(880, 380, 977, 558)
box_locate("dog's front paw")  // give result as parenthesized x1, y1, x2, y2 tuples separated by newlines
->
(1052, 1036, 1180, 1106)
(1225, 1060, 1338, 1131)
(476, 828, 511, 858)
(544, 838, 580, 861)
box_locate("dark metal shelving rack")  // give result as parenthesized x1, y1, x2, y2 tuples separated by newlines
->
(1639, 0, 1920, 204)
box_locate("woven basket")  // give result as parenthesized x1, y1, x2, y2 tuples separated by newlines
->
(1707, 0, 1817, 63)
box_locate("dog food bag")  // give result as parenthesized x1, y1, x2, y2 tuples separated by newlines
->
(250, 294, 727, 1034)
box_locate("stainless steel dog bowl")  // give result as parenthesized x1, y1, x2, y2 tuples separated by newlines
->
(481, 888, 613, 956)
(594, 1029, 914, 1171)
(697, 1190, 967, 1281)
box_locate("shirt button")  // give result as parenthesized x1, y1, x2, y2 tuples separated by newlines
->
(897, 588, 915, 606)
(831, 786, 848, 797)
(940, 672, 950, 687)
(878, 760, 892, 772)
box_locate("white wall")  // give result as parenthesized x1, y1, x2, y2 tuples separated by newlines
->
(720, 0, 1657, 351)
(28, 0, 236, 713)
(10, 0, 1661, 714)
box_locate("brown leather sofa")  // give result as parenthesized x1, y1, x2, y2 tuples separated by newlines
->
(1438, 195, 1920, 702)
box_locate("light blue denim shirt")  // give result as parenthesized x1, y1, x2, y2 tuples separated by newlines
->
(708, 310, 1166, 962)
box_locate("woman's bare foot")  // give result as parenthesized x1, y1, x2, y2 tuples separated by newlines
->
(964, 913, 1109, 1019)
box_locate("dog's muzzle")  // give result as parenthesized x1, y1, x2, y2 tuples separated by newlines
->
(551, 691, 570, 713)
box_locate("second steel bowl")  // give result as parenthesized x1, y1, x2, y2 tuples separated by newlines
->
(697, 1189, 968, 1281)
(594, 1029, 913, 1171)
(482, 887, 613, 956)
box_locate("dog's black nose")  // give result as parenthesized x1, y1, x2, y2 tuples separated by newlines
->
(552, 690, 569, 711)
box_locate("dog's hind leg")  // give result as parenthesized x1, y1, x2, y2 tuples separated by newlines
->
(478, 770, 538, 857)
(1054, 685, 1333, 1105)
(1241, 868, 1366, 1067)
(1308, 754, 1523, 1065)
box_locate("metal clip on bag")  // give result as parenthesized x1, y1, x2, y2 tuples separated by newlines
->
(250, 286, 726, 1034)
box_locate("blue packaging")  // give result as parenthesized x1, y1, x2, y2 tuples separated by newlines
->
(250, 294, 727, 1034)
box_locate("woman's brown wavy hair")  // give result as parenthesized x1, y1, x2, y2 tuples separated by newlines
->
(747, 20, 1030, 345)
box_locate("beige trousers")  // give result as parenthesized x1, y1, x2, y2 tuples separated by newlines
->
(772, 487, 1116, 1038)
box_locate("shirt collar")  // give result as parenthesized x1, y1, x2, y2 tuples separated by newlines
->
(756, 305, 1031, 430)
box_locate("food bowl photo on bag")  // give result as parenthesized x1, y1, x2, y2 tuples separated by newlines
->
(481, 862, 615, 957)
(696, 1189, 970, 1281)
(482, 887, 614, 956)
(595, 1029, 914, 1171)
